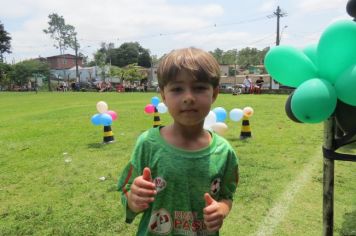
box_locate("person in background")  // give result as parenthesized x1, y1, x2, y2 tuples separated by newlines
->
(63, 81, 68, 92)
(243, 75, 252, 94)
(254, 76, 264, 94)
(118, 47, 239, 236)
(27, 80, 32, 91)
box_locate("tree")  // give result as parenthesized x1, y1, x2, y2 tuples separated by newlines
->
(236, 47, 260, 69)
(221, 49, 238, 65)
(124, 63, 146, 82)
(94, 51, 107, 80)
(0, 62, 12, 89)
(151, 55, 159, 66)
(138, 49, 151, 68)
(210, 47, 268, 69)
(110, 63, 145, 82)
(43, 13, 78, 90)
(9, 60, 50, 88)
(94, 42, 151, 68)
(209, 48, 224, 64)
(258, 47, 270, 65)
(0, 21, 11, 63)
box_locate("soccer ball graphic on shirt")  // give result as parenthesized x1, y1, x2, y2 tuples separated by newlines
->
(149, 209, 172, 234)
(210, 178, 221, 195)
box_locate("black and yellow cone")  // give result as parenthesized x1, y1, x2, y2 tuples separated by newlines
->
(153, 107, 161, 127)
(240, 115, 252, 139)
(103, 125, 115, 143)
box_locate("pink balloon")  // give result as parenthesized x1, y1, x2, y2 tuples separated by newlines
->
(107, 110, 118, 121)
(144, 104, 155, 114)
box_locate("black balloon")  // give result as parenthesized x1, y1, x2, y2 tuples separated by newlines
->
(285, 91, 302, 123)
(335, 100, 356, 134)
(347, 0, 356, 18)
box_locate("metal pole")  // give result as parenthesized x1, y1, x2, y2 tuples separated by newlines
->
(323, 117, 335, 236)
(75, 36, 80, 84)
(276, 6, 281, 46)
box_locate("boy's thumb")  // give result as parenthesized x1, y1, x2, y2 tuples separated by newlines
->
(142, 167, 152, 181)
(204, 193, 214, 206)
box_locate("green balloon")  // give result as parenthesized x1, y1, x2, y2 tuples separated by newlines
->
(335, 99, 356, 134)
(285, 91, 302, 123)
(335, 65, 356, 106)
(265, 45, 318, 88)
(318, 20, 356, 84)
(303, 44, 318, 67)
(291, 78, 337, 123)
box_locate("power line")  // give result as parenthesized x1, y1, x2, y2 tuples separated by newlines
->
(113, 14, 273, 42)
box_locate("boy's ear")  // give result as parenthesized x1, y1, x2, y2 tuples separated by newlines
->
(212, 87, 219, 103)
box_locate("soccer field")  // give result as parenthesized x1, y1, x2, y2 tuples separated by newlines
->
(0, 92, 355, 235)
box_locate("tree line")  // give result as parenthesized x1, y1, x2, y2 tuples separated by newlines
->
(0, 13, 270, 90)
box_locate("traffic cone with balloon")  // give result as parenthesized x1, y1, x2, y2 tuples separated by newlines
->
(91, 101, 118, 144)
(240, 107, 254, 140)
(144, 96, 168, 128)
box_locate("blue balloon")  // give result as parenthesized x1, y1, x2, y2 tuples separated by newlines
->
(91, 114, 101, 126)
(99, 113, 113, 126)
(229, 108, 244, 122)
(151, 96, 160, 107)
(213, 107, 227, 122)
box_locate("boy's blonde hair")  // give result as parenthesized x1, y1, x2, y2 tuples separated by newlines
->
(157, 47, 220, 89)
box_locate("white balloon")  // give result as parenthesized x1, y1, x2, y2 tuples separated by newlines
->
(203, 111, 217, 130)
(211, 122, 228, 136)
(243, 106, 254, 117)
(157, 102, 168, 113)
(229, 108, 244, 122)
(96, 101, 108, 114)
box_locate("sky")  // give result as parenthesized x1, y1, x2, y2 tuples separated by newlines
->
(0, 0, 351, 63)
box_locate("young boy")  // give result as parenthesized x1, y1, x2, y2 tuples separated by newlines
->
(118, 47, 239, 236)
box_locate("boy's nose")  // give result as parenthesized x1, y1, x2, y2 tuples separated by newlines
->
(183, 90, 195, 104)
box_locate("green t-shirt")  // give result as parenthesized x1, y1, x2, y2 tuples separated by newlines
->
(118, 127, 239, 236)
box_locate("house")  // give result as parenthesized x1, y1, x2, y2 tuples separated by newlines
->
(45, 54, 83, 70)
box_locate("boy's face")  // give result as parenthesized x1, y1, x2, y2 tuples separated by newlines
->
(160, 70, 218, 127)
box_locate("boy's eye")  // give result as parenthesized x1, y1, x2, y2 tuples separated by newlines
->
(170, 87, 183, 92)
(194, 85, 209, 91)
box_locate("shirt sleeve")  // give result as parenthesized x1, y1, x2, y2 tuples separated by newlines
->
(219, 149, 239, 201)
(117, 132, 148, 223)
(117, 163, 140, 223)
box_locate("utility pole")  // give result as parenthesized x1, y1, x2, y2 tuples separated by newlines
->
(274, 6, 287, 46)
(268, 6, 287, 90)
(74, 36, 80, 84)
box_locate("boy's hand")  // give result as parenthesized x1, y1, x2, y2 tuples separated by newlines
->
(203, 193, 229, 233)
(128, 167, 157, 213)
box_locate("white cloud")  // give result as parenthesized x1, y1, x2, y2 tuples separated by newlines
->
(3, 0, 226, 61)
(2, 0, 352, 62)
(258, 0, 278, 12)
(298, 0, 345, 12)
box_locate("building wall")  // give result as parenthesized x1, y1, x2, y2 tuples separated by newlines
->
(46, 54, 83, 70)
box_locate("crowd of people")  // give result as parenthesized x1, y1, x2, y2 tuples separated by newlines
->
(96, 81, 112, 92)
(54, 76, 265, 94)
(55, 80, 151, 93)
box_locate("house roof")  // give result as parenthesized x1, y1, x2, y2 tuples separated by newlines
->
(46, 54, 83, 59)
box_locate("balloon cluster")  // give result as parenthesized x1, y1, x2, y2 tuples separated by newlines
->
(204, 106, 254, 136)
(91, 101, 118, 126)
(144, 96, 168, 114)
(265, 20, 356, 124)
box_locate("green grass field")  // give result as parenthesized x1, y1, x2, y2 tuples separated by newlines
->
(0, 92, 355, 236)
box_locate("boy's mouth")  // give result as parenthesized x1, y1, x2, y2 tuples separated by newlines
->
(181, 109, 197, 113)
